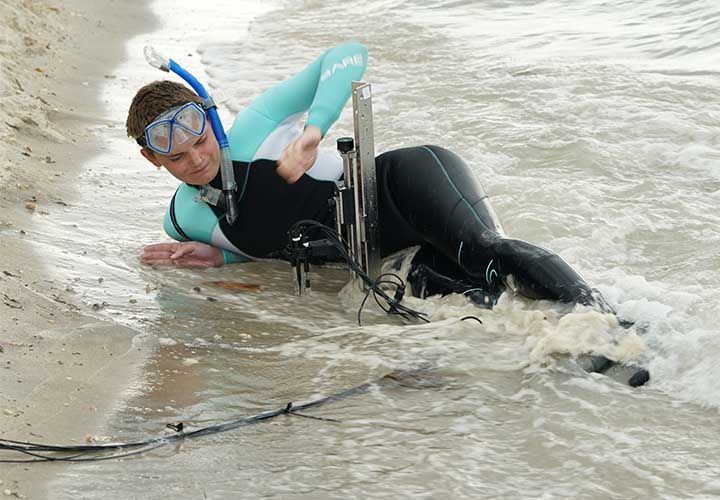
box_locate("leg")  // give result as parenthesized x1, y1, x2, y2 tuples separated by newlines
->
(376, 145, 606, 309)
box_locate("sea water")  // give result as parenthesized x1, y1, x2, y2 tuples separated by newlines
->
(37, 0, 720, 498)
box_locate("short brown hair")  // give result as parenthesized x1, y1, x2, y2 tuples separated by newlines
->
(126, 80, 203, 146)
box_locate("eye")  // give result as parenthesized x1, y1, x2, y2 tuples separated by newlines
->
(169, 153, 183, 162)
(196, 135, 207, 145)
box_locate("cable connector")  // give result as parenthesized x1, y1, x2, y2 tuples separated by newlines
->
(166, 422, 184, 433)
(393, 284, 405, 303)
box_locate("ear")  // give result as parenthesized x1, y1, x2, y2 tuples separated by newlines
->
(140, 148, 163, 168)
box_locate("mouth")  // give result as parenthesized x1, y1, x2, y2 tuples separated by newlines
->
(192, 161, 210, 177)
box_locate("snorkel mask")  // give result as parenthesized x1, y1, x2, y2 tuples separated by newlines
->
(142, 102, 207, 155)
(144, 46, 239, 225)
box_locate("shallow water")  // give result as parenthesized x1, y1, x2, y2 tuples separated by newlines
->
(21, 0, 720, 497)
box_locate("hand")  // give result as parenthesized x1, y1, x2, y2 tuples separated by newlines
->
(140, 241, 224, 268)
(276, 126, 322, 184)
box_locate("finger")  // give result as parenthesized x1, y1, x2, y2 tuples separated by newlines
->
(278, 163, 301, 184)
(170, 244, 195, 260)
(299, 134, 317, 150)
(275, 161, 295, 182)
(140, 257, 175, 266)
(143, 242, 180, 253)
(140, 250, 174, 261)
(286, 170, 303, 184)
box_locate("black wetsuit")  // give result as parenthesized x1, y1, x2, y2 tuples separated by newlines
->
(375, 146, 607, 309)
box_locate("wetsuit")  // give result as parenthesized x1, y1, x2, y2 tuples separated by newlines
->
(164, 43, 364, 263)
(375, 146, 606, 309)
(163, 43, 605, 309)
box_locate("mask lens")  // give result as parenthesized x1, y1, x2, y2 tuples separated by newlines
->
(175, 105, 205, 134)
(146, 121, 172, 153)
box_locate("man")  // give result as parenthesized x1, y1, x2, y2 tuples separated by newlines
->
(126, 42, 604, 309)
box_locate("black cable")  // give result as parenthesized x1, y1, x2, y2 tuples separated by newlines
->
(0, 442, 169, 464)
(358, 285, 373, 326)
(359, 277, 407, 325)
(1, 368, 428, 463)
(288, 220, 429, 326)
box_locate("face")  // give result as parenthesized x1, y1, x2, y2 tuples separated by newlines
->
(141, 125, 220, 185)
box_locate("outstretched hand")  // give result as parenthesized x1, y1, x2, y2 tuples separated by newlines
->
(276, 125, 322, 184)
(140, 241, 224, 268)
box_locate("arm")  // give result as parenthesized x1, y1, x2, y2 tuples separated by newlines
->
(251, 42, 367, 136)
(228, 43, 368, 162)
(143, 186, 252, 268)
(141, 238, 249, 268)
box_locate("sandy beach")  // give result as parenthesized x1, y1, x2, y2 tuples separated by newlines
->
(1, 1, 155, 496)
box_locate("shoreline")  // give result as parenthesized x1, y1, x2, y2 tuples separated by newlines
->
(0, 1, 157, 497)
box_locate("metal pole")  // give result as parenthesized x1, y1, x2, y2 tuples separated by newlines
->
(351, 82, 382, 282)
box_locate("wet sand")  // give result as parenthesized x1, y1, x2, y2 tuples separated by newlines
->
(0, 0, 155, 496)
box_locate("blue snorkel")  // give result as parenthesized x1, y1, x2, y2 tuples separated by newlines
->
(144, 46, 239, 225)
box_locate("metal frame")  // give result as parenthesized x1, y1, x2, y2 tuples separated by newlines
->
(293, 81, 382, 294)
(335, 82, 381, 289)
(351, 81, 382, 283)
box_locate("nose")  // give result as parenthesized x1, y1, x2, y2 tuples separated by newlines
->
(188, 148, 204, 167)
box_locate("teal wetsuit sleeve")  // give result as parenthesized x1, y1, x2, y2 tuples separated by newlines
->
(221, 249, 249, 265)
(163, 184, 216, 243)
(305, 43, 368, 134)
(163, 211, 189, 241)
(228, 43, 368, 161)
